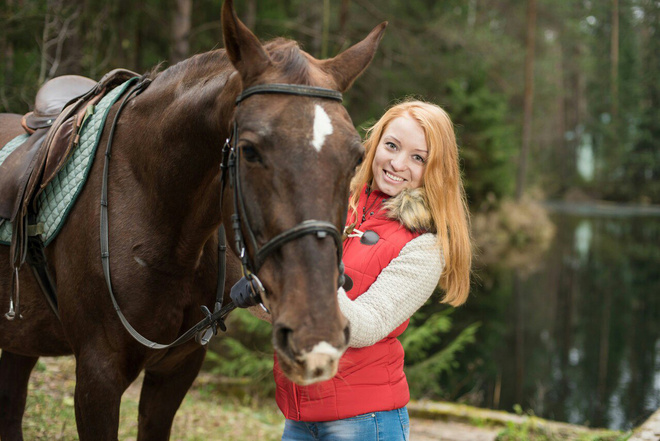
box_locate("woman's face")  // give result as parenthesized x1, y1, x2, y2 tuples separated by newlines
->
(371, 115, 428, 197)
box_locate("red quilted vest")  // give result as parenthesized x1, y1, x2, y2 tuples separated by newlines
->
(274, 185, 421, 421)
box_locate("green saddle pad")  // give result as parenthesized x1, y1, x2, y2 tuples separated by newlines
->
(0, 78, 137, 246)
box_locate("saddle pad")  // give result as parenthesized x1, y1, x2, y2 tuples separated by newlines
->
(0, 78, 137, 246)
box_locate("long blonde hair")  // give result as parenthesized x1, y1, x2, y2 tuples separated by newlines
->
(349, 100, 472, 306)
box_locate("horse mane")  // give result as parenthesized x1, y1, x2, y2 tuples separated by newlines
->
(151, 38, 313, 85)
(264, 38, 313, 85)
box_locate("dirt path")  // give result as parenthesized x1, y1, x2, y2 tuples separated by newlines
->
(410, 418, 500, 441)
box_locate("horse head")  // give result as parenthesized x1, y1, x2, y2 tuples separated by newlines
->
(221, 0, 386, 385)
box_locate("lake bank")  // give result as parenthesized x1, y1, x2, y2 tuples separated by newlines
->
(543, 200, 660, 217)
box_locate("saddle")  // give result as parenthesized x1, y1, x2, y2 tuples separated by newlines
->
(0, 69, 137, 319)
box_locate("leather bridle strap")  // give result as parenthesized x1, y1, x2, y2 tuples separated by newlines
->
(228, 83, 345, 296)
(100, 77, 234, 349)
(255, 220, 342, 271)
(235, 83, 343, 105)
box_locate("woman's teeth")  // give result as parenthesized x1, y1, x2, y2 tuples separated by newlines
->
(385, 171, 403, 182)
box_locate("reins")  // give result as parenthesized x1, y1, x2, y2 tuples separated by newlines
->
(101, 80, 345, 349)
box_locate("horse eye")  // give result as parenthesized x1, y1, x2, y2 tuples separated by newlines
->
(241, 144, 262, 163)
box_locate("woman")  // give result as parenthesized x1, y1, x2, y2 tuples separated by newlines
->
(273, 100, 472, 440)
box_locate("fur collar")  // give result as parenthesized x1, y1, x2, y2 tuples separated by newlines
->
(383, 187, 435, 233)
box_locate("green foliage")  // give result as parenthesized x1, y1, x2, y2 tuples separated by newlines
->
(2, 0, 658, 205)
(402, 304, 480, 399)
(445, 75, 517, 206)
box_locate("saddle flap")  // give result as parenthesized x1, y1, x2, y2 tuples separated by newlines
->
(0, 128, 48, 220)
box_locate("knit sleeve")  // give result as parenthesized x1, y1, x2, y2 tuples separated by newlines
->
(337, 233, 444, 348)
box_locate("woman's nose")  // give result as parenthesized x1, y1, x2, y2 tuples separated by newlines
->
(390, 154, 406, 171)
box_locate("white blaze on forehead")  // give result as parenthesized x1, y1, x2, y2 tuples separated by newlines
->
(311, 104, 333, 152)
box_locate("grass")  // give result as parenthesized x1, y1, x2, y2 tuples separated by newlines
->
(23, 356, 284, 441)
(494, 406, 631, 441)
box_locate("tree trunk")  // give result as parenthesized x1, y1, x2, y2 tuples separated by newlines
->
(516, 0, 537, 201)
(171, 0, 192, 64)
(133, 5, 143, 72)
(513, 270, 525, 405)
(305, 1, 323, 58)
(321, 0, 331, 58)
(244, 0, 257, 32)
(338, 0, 350, 49)
(1, 0, 14, 110)
(610, 0, 619, 121)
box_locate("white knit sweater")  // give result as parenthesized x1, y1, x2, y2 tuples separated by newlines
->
(338, 232, 444, 348)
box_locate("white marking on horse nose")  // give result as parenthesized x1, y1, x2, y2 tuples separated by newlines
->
(310, 341, 341, 358)
(294, 341, 343, 385)
(311, 105, 333, 152)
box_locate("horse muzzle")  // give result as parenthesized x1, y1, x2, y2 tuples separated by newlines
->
(274, 322, 349, 385)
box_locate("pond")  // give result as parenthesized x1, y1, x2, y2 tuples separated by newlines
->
(450, 203, 660, 431)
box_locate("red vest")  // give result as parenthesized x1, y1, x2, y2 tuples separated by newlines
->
(274, 185, 420, 421)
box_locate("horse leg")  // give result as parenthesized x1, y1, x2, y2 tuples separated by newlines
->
(73, 350, 138, 441)
(0, 351, 39, 441)
(137, 347, 206, 441)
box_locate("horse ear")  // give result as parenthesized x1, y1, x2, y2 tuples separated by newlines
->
(321, 22, 388, 92)
(221, 0, 271, 84)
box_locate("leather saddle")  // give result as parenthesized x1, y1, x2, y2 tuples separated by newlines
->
(0, 68, 137, 266)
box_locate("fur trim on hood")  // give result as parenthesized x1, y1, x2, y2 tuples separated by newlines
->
(383, 187, 435, 233)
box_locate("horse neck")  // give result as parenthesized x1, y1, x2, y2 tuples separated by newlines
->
(117, 67, 240, 266)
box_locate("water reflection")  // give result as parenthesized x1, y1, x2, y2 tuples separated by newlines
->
(449, 211, 660, 430)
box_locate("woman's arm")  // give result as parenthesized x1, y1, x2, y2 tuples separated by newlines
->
(337, 233, 444, 348)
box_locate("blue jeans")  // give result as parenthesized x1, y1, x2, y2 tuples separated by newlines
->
(281, 407, 410, 441)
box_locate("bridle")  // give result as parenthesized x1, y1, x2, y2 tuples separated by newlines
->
(100, 79, 346, 349)
(224, 83, 346, 308)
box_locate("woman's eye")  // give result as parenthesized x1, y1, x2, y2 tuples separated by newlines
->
(386, 142, 397, 150)
(413, 155, 427, 163)
(241, 144, 262, 163)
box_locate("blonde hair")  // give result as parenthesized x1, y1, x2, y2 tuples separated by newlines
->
(349, 100, 472, 306)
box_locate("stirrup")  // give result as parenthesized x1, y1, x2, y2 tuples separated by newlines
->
(5, 268, 23, 320)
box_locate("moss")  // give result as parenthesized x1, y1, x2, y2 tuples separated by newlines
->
(408, 400, 629, 441)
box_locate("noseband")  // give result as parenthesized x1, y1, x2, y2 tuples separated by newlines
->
(223, 84, 346, 305)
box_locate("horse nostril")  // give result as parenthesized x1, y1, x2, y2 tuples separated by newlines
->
(275, 324, 294, 358)
(343, 325, 350, 346)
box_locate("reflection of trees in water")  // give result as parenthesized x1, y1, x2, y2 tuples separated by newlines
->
(575, 217, 660, 429)
(448, 213, 660, 430)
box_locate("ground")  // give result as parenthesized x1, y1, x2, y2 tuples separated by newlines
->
(22, 355, 502, 441)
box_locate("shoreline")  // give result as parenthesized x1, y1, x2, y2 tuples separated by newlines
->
(543, 199, 660, 217)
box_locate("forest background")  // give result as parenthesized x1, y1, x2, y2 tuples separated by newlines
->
(1, 0, 659, 432)
(2, 0, 659, 205)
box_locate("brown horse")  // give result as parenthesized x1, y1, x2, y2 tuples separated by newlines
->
(0, 1, 386, 439)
